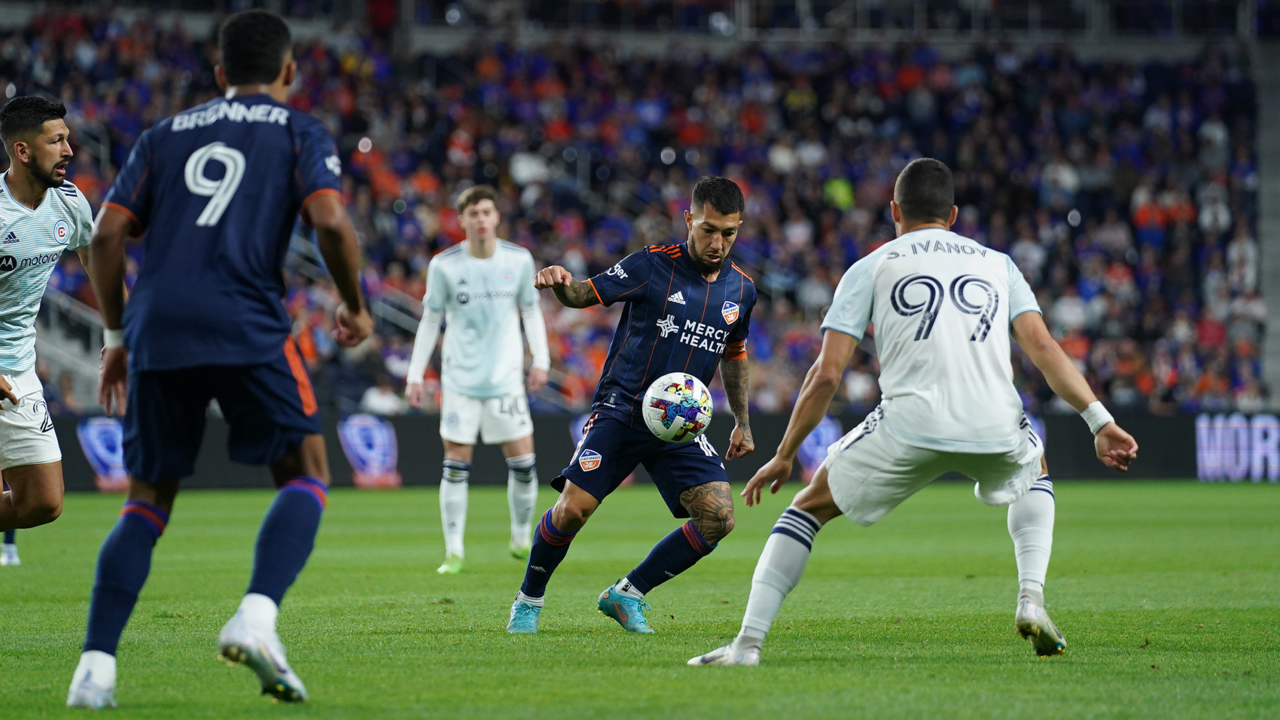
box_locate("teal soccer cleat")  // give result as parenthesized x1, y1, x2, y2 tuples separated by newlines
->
(597, 583, 655, 633)
(507, 599, 542, 634)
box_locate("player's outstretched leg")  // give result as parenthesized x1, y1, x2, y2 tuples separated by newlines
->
(438, 458, 470, 574)
(1008, 472, 1064, 657)
(69, 480, 176, 709)
(507, 482, 595, 633)
(1, 528, 17, 566)
(217, 436, 330, 703)
(602, 482, 734, 633)
(505, 452, 538, 560)
(689, 470, 840, 666)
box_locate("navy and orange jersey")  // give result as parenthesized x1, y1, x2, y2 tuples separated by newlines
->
(585, 243, 756, 427)
(104, 94, 342, 371)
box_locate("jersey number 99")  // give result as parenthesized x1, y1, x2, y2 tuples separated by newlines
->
(891, 273, 1000, 343)
(184, 141, 246, 227)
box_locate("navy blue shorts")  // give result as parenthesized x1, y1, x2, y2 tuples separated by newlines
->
(123, 338, 323, 483)
(552, 414, 728, 518)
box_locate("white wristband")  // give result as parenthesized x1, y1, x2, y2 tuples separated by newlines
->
(1080, 401, 1114, 435)
(103, 328, 124, 349)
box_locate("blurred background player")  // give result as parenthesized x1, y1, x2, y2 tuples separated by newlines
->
(506, 176, 756, 635)
(405, 185, 550, 573)
(67, 10, 372, 708)
(1, 528, 15, 566)
(689, 159, 1138, 667)
(0, 96, 96, 534)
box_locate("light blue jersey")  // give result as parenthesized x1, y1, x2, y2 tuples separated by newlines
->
(0, 175, 94, 373)
(823, 228, 1040, 454)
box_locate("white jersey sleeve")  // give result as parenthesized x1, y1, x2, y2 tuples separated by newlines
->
(423, 258, 448, 312)
(821, 250, 881, 340)
(1006, 255, 1040, 320)
(70, 191, 93, 252)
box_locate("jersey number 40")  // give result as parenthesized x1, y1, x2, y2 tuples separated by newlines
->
(890, 273, 999, 343)
(184, 141, 246, 227)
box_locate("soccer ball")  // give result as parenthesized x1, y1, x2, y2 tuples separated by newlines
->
(642, 372, 713, 443)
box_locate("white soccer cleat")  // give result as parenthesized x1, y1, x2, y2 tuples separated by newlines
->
(1, 543, 19, 566)
(1015, 595, 1066, 657)
(66, 651, 117, 709)
(217, 611, 308, 702)
(687, 644, 760, 667)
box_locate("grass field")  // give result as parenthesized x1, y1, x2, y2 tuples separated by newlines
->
(1, 481, 1277, 719)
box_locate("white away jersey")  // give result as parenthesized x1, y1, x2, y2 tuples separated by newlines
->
(822, 228, 1040, 454)
(423, 240, 539, 398)
(0, 177, 94, 373)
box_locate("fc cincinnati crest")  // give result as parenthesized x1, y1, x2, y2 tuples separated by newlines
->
(721, 301, 739, 324)
(54, 220, 69, 245)
(578, 449, 602, 472)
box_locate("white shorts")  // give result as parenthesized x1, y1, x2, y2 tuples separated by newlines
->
(824, 408, 1044, 527)
(439, 388, 532, 446)
(0, 367, 62, 471)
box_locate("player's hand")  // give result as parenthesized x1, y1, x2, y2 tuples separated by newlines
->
(0, 375, 17, 408)
(527, 367, 549, 392)
(405, 381, 426, 409)
(1095, 423, 1138, 472)
(742, 455, 793, 507)
(98, 347, 129, 417)
(534, 266, 574, 290)
(725, 424, 754, 461)
(333, 303, 374, 347)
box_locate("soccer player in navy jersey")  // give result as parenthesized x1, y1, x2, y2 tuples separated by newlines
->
(507, 176, 756, 634)
(66, 11, 372, 708)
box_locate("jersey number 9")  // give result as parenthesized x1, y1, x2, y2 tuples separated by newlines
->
(184, 141, 246, 227)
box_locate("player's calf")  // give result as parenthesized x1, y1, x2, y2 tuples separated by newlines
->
(0, 461, 64, 530)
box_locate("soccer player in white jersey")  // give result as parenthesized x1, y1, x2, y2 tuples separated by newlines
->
(690, 159, 1139, 666)
(405, 185, 550, 574)
(0, 96, 96, 533)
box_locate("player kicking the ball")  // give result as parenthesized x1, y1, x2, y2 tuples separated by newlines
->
(67, 11, 372, 707)
(405, 185, 550, 573)
(506, 176, 756, 634)
(689, 159, 1138, 666)
(0, 96, 96, 534)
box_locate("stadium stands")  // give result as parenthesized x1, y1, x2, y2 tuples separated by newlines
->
(3, 8, 1259, 416)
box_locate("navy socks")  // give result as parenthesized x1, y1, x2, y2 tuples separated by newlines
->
(83, 501, 169, 655)
(246, 477, 327, 606)
(519, 509, 578, 598)
(624, 521, 715, 595)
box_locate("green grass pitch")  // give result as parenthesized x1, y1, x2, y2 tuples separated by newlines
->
(1, 481, 1276, 719)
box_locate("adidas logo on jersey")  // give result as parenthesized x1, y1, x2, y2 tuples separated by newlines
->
(668, 291, 686, 305)
(2, 232, 17, 244)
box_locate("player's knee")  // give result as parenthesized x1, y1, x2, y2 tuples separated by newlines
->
(552, 499, 594, 532)
(698, 512, 735, 545)
(17, 494, 62, 527)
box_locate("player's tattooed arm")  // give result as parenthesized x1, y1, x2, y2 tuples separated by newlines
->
(534, 265, 600, 309)
(720, 356, 754, 460)
(680, 482, 736, 545)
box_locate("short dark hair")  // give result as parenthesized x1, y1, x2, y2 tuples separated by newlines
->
(0, 96, 66, 148)
(219, 10, 292, 86)
(691, 176, 745, 217)
(894, 158, 954, 223)
(456, 185, 498, 213)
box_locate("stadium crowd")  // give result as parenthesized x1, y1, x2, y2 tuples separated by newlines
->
(2, 8, 1260, 416)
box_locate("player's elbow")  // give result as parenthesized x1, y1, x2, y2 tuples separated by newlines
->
(811, 368, 841, 393)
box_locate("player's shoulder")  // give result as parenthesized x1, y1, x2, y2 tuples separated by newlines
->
(643, 243, 684, 259)
(497, 239, 533, 259)
(51, 181, 91, 214)
(729, 261, 755, 286)
(431, 243, 467, 265)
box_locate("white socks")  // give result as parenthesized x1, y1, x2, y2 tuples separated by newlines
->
(238, 592, 279, 635)
(1008, 476, 1055, 600)
(506, 453, 538, 547)
(515, 591, 544, 607)
(440, 460, 470, 559)
(613, 577, 645, 600)
(734, 508, 823, 652)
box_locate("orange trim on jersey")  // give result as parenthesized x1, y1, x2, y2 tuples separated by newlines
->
(724, 339, 748, 361)
(103, 202, 142, 233)
(299, 188, 343, 224)
(585, 278, 605, 306)
(283, 337, 319, 416)
(129, 167, 149, 204)
(731, 262, 754, 283)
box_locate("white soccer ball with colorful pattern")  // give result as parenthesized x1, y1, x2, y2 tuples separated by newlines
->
(642, 372, 713, 443)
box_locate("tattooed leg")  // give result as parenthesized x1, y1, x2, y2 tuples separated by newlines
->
(615, 482, 735, 599)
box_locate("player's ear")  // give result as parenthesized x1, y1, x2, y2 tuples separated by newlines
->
(214, 65, 228, 92)
(946, 205, 958, 228)
(684, 208, 694, 229)
(889, 200, 902, 224)
(281, 60, 297, 89)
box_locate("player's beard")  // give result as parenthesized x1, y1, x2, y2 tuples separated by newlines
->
(24, 155, 66, 189)
(687, 242, 726, 276)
